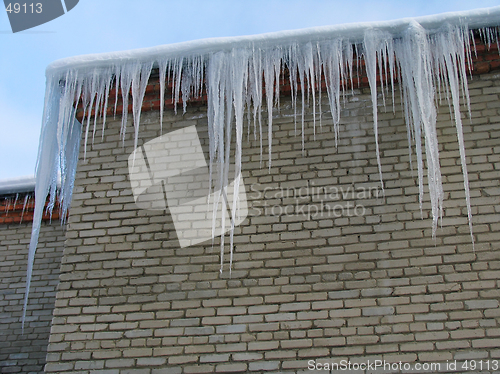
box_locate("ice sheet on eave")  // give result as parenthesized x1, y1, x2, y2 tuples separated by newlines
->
(47, 6, 500, 73)
(0, 175, 36, 195)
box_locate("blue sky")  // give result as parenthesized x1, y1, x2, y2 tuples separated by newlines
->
(1, 0, 500, 180)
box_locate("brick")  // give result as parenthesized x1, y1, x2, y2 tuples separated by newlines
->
(281, 339, 312, 349)
(248, 361, 280, 371)
(415, 331, 449, 341)
(183, 365, 214, 374)
(450, 329, 485, 339)
(400, 342, 434, 352)
(105, 359, 135, 368)
(329, 308, 361, 318)
(44, 363, 75, 372)
(122, 348, 153, 357)
(248, 323, 280, 332)
(200, 354, 230, 363)
(136, 357, 167, 366)
(279, 302, 310, 312)
(265, 313, 296, 322)
(465, 299, 499, 309)
(311, 300, 343, 310)
(216, 324, 247, 334)
(215, 343, 247, 353)
(217, 307, 247, 316)
(185, 327, 215, 336)
(361, 288, 393, 297)
(471, 338, 500, 348)
(362, 306, 395, 316)
(248, 341, 279, 351)
(169, 355, 199, 365)
(328, 290, 360, 299)
(313, 337, 346, 346)
(215, 363, 247, 372)
(202, 316, 231, 325)
(232, 352, 263, 361)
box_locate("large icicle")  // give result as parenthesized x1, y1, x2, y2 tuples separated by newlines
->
(395, 22, 444, 234)
(24, 7, 500, 327)
(23, 77, 66, 330)
(229, 49, 250, 271)
(263, 48, 282, 168)
(433, 24, 475, 247)
(364, 29, 394, 191)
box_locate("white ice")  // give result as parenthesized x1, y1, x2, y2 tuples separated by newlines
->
(22, 6, 500, 328)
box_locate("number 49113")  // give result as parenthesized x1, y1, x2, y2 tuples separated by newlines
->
(5, 3, 43, 14)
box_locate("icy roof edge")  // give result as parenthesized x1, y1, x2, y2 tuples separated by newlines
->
(0, 175, 36, 195)
(0, 175, 62, 196)
(47, 6, 500, 74)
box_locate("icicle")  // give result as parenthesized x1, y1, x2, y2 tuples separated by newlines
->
(302, 42, 316, 139)
(27, 11, 498, 321)
(287, 44, 299, 136)
(131, 62, 154, 158)
(83, 71, 97, 158)
(315, 44, 323, 132)
(172, 57, 184, 113)
(248, 46, 263, 153)
(20, 194, 30, 223)
(228, 48, 250, 272)
(396, 22, 444, 232)
(263, 48, 282, 168)
(23, 76, 62, 331)
(12, 193, 19, 213)
(158, 60, 168, 134)
(101, 71, 113, 141)
(206, 51, 227, 253)
(364, 29, 391, 192)
(113, 66, 120, 118)
(296, 44, 307, 151)
(322, 38, 345, 147)
(5, 197, 11, 215)
(434, 24, 474, 247)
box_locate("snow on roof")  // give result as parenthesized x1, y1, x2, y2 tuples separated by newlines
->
(47, 6, 500, 74)
(0, 175, 35, 195)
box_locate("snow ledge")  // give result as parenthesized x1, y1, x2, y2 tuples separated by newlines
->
(47, 6, 500, 74)
(0, 175, 36, 195)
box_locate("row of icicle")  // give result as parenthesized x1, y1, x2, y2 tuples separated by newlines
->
(1, 194, 34, 223)
(23, 22, 500, 328)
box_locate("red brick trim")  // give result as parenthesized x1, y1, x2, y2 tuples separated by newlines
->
(0, 194, 62, 224)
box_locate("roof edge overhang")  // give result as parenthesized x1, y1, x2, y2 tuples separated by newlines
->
(47, 6, 500, 75)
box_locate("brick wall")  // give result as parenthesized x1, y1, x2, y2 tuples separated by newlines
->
(44, 57, 500, 373)
(0, 219, 65, 373)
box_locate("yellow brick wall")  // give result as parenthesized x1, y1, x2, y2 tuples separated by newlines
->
(0, 221, 65, 373)
(45, 71, 500, 373)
